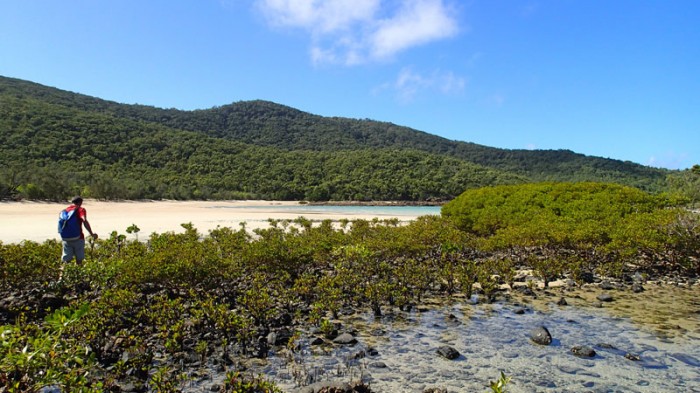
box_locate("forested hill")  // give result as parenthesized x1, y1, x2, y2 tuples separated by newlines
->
(0, 75, 671, 201)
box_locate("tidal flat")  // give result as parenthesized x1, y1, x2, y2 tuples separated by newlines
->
(199, 283, 700, 393)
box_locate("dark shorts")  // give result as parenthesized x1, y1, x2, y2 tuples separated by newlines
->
(62, 238, 85, 262)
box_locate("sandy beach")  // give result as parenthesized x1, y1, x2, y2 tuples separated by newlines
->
(0, 200, 432, 244)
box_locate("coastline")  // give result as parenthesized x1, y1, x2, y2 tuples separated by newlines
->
(0, 200, 435, 244)
(306, 200, 445, 206)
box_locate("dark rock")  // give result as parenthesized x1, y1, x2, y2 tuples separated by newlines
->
(517, 286, 537, 297)
(256, 336, 269, 358)
(332, 333, 357, 345)
(557, 297, 568, 306)
(40, 294, 66, 310)
(423, 388, 448, 393)
(625, 353, 641, 361)
(529, 326, 553, 345)
(596, 293, 614, 302)
(299, 381, 368, 393)
(115, 380, 145, 393)
(571, 345, 596, 358)
(513, 307, 526, 315)
(596, 343, 616, 349)
(210, 384, 221, 392)
(267, 328, 293, 346)
(274, 312, 293, 327)
(118, 382, 137, 393)
(579, 272, 595, 283)
(368, 328, 385, 336)
(600, 281, 616, 290)
(632, 283, 645, 293)
(310, 337, 325, 345)
(324, 329, 339, 339)
(369, 361, 388, 368)
(436, 345, 460, 360)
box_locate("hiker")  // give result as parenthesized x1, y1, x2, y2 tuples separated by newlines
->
(60, 196, 98, 266)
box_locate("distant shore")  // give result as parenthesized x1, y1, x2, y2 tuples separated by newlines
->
(0, 200, 436, 244)
(306, 200, 445, 206)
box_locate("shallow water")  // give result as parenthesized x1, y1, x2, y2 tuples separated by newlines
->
(210, 204, 442, 218)
(252, 288, 700, 393)
(182, 285, 700, 393)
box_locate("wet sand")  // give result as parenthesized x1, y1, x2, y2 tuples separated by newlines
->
(0, 200, 425, 244)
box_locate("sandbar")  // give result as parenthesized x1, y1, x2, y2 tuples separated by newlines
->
(0, 200, 429, 244)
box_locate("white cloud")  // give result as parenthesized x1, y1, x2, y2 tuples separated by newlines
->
(370, 0, 459, 59)
(257, 0, 379, 34)
(255, 0, 460, 65)
(391, 67, 465, 102)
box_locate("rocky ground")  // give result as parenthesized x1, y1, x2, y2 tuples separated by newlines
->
(1, 270, 698, 393)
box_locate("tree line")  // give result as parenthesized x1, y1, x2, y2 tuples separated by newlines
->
(0, 75, 679, 202)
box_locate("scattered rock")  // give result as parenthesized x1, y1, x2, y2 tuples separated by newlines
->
(274, 312, 293, 327)
(516, 286, 537, 297)
(436, 345, 460, 360)
(332, 333, 357, 346)
(369, 328, 385, 336)
(571, 345, 596, 358)
(366, 347, 379, 356)
(596, 343, 616, 349)
(298, 381, 370, 393)
(631, 272, 645, 283)
(579, 272, 595, 283)
(267, 328, 293, 346)
(596, 293, 614, 302)
(40, 293, 66, 310)
(600, 281, 616, 290)
(529, 326, 553, 345)
(423, 388, 448, 393)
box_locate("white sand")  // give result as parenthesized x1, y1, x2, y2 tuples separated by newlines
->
(0, 200, 426, 244)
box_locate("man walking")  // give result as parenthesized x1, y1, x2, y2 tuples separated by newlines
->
(60, 196, 98, 266)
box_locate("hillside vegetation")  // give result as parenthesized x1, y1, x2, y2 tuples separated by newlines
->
(0, 75, 674, 201)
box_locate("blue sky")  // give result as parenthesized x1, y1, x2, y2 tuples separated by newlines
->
(1, 1, 698, 169)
